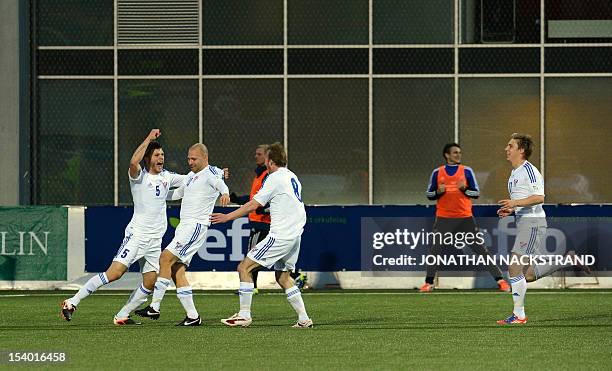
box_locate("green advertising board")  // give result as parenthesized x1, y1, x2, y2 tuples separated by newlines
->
(0, 207, 68, 281)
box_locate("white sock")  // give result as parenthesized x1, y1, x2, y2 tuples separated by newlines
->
(510, 275, 527, 319)
(238, 282, 254, 319)
(69, 273, 109, 306)
(285, 286, 309, 322)
(177, 286, 198, 319)
(115, 284, 151, 319)
(150, 277, 171, 312)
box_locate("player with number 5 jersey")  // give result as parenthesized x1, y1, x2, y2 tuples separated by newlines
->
(211, 142, 311, 328)
(60, 129, 185, 326)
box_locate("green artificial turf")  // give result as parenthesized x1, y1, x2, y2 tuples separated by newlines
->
(1, 290, 611, 370)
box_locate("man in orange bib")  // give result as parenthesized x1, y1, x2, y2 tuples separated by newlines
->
(421, 143, 510, 292)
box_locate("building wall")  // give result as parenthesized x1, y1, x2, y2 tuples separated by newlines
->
(26, 1, 612, 206)
(0, 0, 20, 206)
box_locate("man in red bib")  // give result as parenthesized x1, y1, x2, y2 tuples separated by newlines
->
(422, 143, 510, 292)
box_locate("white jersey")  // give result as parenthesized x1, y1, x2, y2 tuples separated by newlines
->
(253, 167, 306, 240)
(174, 165, 229, 226)
(508, 160, 546, 219)
(128, 168, 185, 238)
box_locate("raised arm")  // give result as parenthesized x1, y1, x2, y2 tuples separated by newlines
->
(129, 129, 160, 179)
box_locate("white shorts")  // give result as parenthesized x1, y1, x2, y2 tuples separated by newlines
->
(165, 222, 208, 267)
(512, 222, 547, 256)
(247, 234, 301, 271)
(113, 226, 162, 274)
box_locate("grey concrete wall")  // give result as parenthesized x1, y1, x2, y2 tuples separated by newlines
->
(0, 0, 20, 205)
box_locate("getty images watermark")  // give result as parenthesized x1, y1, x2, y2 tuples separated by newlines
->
(360, 217, 601, 276)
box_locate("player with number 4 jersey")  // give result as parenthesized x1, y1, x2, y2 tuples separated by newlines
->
(211, 142, 311, 328)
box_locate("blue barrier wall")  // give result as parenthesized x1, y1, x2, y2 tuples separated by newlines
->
(85, 205, 612, 272)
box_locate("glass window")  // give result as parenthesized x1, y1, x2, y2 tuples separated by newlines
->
(37, 80, 114, 204)
(202, 79, 284, 196)
(374, 0, 453, 44)
(373, 78, 454, 204)
(546, 0, 612, 43)
(288, 79, 369, 204)
(37, 0, 114, 46)
(203, 0, 283, 45)
(374, 48, 453, 74)
(119, 50, 199, 76)
(118, 80, 199, 205)
(203, 50, 283, 75)
(545, 78, 612, 203)
(545, 48, 612, 73)
(461, 0, 540, 44)
(459, 48, 539, 73)
(38, 50, 114, 76)
(288, 0, 368, 45)
(459, 78, 540, 203)
(288, 49, 368, 74)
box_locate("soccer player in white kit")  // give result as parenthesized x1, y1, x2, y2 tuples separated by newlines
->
(497, 133, 548, 324)
(61, 129, 185, 325)
(135, 143, 230, 326)
(211, 142, 312, 328)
